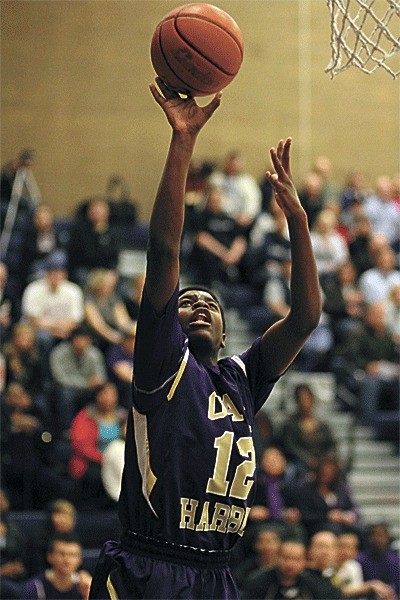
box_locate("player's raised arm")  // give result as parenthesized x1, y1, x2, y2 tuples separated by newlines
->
(146, 79, 222, 315)
(260, 138, 322, 378)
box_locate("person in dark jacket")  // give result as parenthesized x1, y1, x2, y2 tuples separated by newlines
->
(241, 539, 343, 599)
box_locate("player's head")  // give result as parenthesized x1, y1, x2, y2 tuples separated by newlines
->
(178, 287, 226, 358)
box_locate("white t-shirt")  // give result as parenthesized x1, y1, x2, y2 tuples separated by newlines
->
(22, 278, 84, 322)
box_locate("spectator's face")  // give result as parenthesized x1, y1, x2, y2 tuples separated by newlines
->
(278, 542, 306, 583)
(261, 447, 286, 477)
(319, 460, 339, 485)
(295, 387, 314, 416)
(337, 534, 359, 564)
(122, 334, 135, 354)
(6, 384, 31, 411)
(369, 526, 390, 553)
(338, 261, 356, 284)
(51, 511, 75, 533)
(205, 188, 223, 213)
(365, 303, 386, 332)
(34, 205, 53, 231)
(46, 268, 66, 289)
(255, 530, 281, 563)
(71, 334, 91, 354)
(88, 200, 109, 224)
(14, 327, 35, 352)
(47, 541, 81, 577)
(309, 532, 338, 571)
(96, 384, 118, 412)
(376, 247, 395, 272)
(224, 155, 244, 176)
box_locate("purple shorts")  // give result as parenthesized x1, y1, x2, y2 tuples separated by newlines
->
(89, 532, 239, 599)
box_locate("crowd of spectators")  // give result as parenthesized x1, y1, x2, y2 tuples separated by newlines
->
(1, 150, 399, 598)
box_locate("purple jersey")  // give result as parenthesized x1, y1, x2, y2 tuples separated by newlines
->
(118, 285, 278, 552)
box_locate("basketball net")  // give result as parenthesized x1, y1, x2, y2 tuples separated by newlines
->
(325, 0, 400, 78)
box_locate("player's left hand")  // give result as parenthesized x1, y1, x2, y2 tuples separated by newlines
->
(150, 78, 222, 136)
(266, 138, 305, 220)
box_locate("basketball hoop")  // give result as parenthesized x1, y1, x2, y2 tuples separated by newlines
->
(326, 0, 400, 78)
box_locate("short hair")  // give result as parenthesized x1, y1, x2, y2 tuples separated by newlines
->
(178, 286, 226, 332)
(47, 533, 81, 553)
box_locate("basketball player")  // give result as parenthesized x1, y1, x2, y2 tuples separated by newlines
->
(89, 79, 321, 599)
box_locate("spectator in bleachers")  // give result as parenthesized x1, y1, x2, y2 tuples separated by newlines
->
(122, 272, 145, 322)
(321, 259, 365, 344)
(333, 531, 396, 600)
(249, 445, 305, 540)
(310, 208, 349, 285)
(0, 261, 15, 342)
(334, 302, 399, 425)
(244, 205, 291, 287)
(49, 327, 107, 434)
(242, 538, 343, 599)
(278, 384, 337, 483)
(358, 523, 399, 597)
(21, 251, 84, 356)
(358, 245, 400, 305)
(84, 268, 136, 352)
(105, 174, 138, 225)
(364, 175, 400, 245)
(188, 184, 247, 286)
(307, 530, 339, 578)
(69, 383, 127, 509)
(106, 329, 135, 409)
(1, 382, 69, 509)
(4, 322, 48, 419)
(348, 215, 374, 276)
(298, 171, 325, 229)
(20, 203, 67, 286)
(209, 150, 262, 234)
(22, 533, 92, 600)
(232, 525, 281, 591)
(294, 453, 360, 538)
(313, 155, 339, 205)
(0, 488, 29, 599)
(384, 283, 400, 344)
(30, 499, 78, 576)
(68, 197, 120, 286)
(340, 170, 367, 210)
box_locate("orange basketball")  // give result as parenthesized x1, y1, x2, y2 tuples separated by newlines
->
(150, 3, 244, 97)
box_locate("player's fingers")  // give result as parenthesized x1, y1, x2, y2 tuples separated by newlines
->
(270, 147, 286, 178)
(282, 138, 292, 176)
(149, 84, 166, 106)
(156, 77, 180, 100)
(276, 139, 284, 163)
(204, 91, 223, 117)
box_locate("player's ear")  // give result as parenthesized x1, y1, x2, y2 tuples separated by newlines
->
(220, 333, 226, 349)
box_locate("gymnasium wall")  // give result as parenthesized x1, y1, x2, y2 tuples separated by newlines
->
(1, 0, 399, 219)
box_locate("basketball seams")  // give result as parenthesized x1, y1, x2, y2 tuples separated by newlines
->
(174, 14, 243, 61)
(156, 23, 211, 96)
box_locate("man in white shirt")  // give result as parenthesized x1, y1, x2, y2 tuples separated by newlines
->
(210, 150, 262, 232)
(22, 250, 84, 353)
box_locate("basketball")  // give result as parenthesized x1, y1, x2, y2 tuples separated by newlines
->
(150, 3, 244, 97)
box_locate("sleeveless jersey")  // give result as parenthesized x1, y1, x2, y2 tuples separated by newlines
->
(118, 285, 278, 552)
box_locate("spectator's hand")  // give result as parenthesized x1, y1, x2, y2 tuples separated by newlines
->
(249, 505, 270, 521)
(0, 560, 26, 577)
(10, 412, 39, 433)
(369, 580, 397, 600)
(283, 507, 301, 524)
(77, 570, 92, 600)
(150, 78, 222, 137)
(88, 375, 105, 389)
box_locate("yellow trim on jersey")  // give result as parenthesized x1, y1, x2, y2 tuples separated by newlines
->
(133, 407, 158, 517)
(167, 347, 189, 401)
(106, 574, 119, 600)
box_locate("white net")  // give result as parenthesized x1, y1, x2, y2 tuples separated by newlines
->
(326, 0, 400, 78)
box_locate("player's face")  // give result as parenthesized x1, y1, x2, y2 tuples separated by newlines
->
(178, 291, 225, 356)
